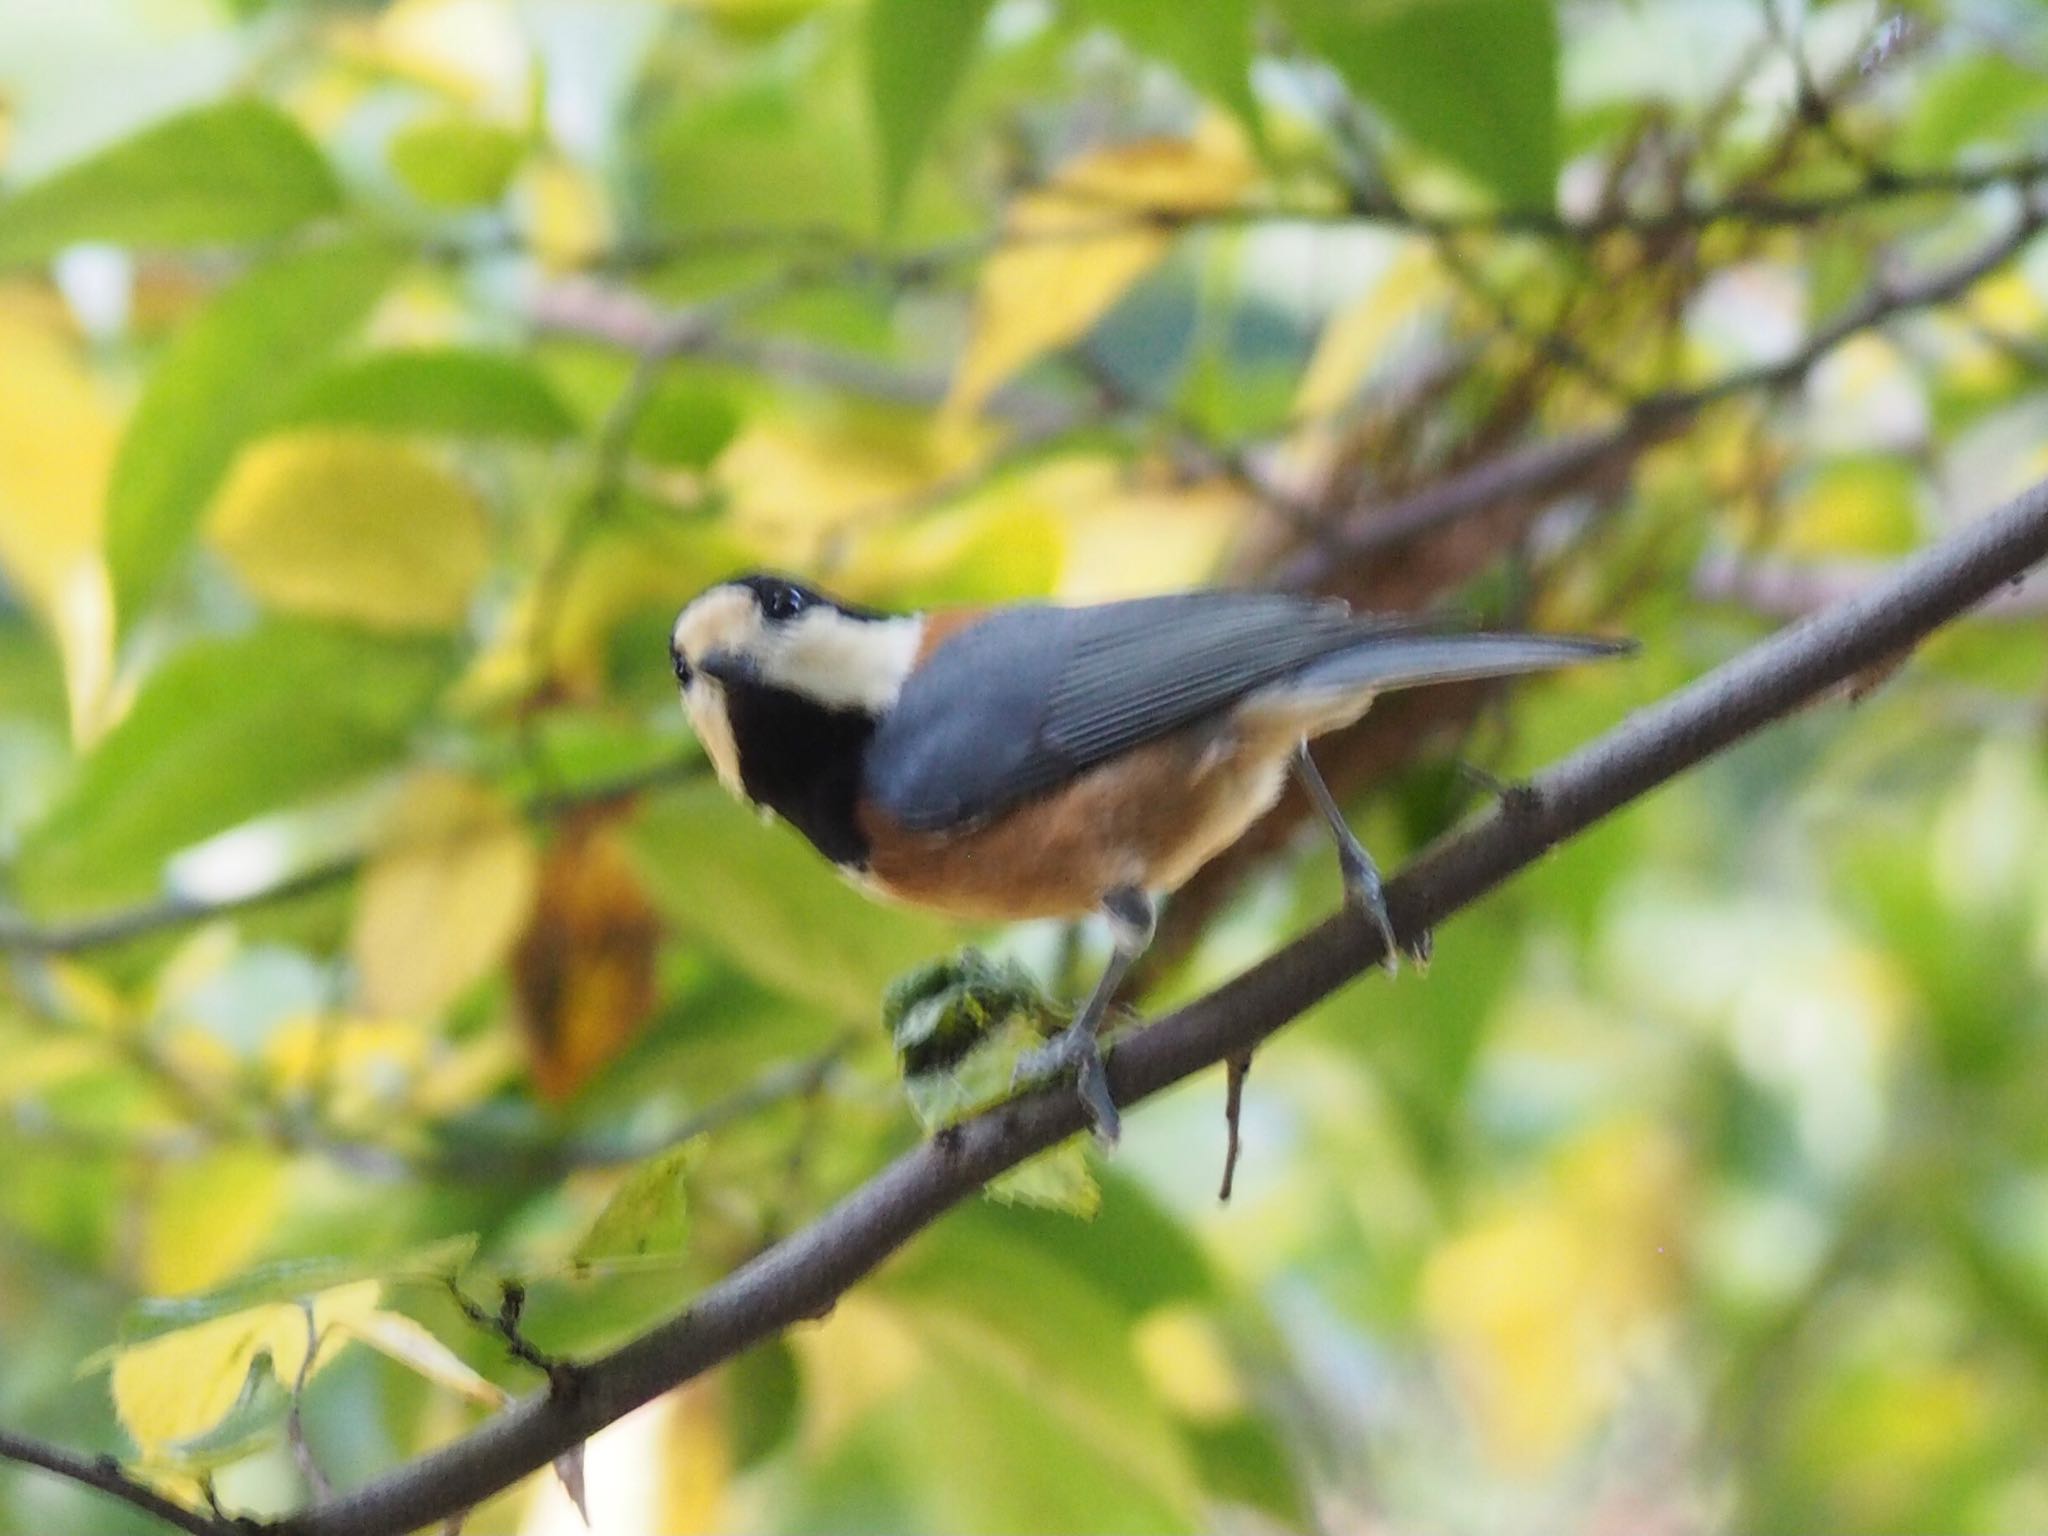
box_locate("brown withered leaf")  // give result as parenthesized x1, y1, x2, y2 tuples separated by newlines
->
(514, 808, 662, 1102)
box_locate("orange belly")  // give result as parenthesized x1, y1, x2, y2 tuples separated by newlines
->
(858, 719, 1297, 921)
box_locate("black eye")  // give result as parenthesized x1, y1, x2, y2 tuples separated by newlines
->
(671, 647, 692, 686)
(760, 582, 807, 621)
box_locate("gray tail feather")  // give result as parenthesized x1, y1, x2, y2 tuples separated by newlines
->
(1291, 630, 1635, 695)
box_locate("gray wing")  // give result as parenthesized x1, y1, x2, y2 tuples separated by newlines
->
(864, 591, 1381, 832)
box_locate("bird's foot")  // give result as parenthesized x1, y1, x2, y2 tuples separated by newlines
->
(1014, 1021, 1120, 1145)
(1338, 847, 1402, 973)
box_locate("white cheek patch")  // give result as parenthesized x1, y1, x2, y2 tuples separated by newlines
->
(686, 684, 746, 795)
(763, 611, 923, 711)
(671, 587, 762, 665)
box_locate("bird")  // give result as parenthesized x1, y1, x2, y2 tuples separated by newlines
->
(670, 573, 1631, 1142)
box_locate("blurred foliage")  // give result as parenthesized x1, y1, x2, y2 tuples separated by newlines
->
(1, 0, 2048, 1532)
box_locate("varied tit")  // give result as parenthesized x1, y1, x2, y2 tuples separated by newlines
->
(671, 574, 1631, 1141)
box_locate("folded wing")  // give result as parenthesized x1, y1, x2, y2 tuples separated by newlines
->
(865, 591, 1406, 831)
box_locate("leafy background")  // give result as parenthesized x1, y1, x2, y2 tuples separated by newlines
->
(3, 0, 2048, 1531)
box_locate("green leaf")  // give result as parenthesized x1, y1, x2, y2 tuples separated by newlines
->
(917, 1342, 1200, 1532)
(987, 1140, 1100, 1218)
(573, 1145, 694, 1266)
(1183, 1417, 1309, 1523)
(883, 948, 1056, 1078)
(0, 99, 340, 265)
(21, 621, 455, 907)
(106, 237, 400, 623)
(1280, 0, 1560, 209)
(631, 373, 743, 469)
(866, 0, 994, 223)
(278, 349, 576, 442)
(961, 1171, 1216, 1315)
(629, 781, 954, 1023)
(878, 1206, 1204, 1526)
(388, 114, 527, 209)
(726, 1338, 802, 1470)
(883, 954, 1100, 1216)
(1898, 53, 2048, 169)
(1075, 0, 1262, 143)
(117, 1237, 478, 1346)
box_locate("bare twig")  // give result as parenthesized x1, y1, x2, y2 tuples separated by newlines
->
(1696, 546, 2048, 620)
(270, 459, 2048, 1536)
(1280, 206, 2046, 584)
(0, 755, 701, 958)
(0, 1427, 228, 1536)
(502, 149, 2048, 276)
(535, 205, 2044, 608)
(288, 1304, 333, 1501)
(1218, 1053, 1251, 1202)
(403, 1033, 855, 1184)
(446, 1281, 577, 1397)
(530, 281, 1079, 438)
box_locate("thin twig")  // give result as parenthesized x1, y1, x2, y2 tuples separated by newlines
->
(1218, 1053, 1251, 1202)
(287, 1304, 333, 1501)
(1695, 546, 2048, 620)
(0, 755, 701, 958)
(0, 1427, 227, 1536)
(1279, 205, 2047, 584)
(446, 1281, 577, 1397)
(500, 149, 2048, 278)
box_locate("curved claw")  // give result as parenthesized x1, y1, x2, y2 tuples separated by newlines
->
(1339, 854, 1400, 974)
(1015, 1026, 1121, 1145)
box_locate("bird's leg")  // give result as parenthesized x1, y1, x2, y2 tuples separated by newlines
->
(1014, 884, 1154, 1146)
(1293, 742, 1403, 967)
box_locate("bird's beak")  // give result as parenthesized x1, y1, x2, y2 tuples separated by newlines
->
(696, 648, 761, 689)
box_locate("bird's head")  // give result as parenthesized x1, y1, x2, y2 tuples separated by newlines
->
(670, 573, 922, 795)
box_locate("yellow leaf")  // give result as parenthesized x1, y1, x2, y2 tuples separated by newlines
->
(371, 0, 532, 115)
(265, 1013, 431, 1126)
(456, 518, 753, 709)
(207, 431, 488, 631)
(1773, 457, 1922, 558)
(513, 810, 661, 1102)
(0, 1033, 107, 1100)
(352, 771, 540, 1020)
(1132, 1307, 1242, 1423)
(412, 1028, 522, 1117)
(790, 1295, 923, 1448)
(41, 959, 126, 1036)
(110, 1280, 382, 1457)
(1056, 474, 1249, 600)
(0, 288, 117, 738)
(1293, 242, 1448, 423)
(143, 1147, 289, 1295)
(714, 409, 991, 562)
(336, 1309, 508, 1406)
(152, 1026, 241, 1106)
(949, 130, 1255, 420)
(518, 154, 610, 272)
(661, 1381, 731, 1534)
(1965, 268, 2043, 343)
(928, 456, 1245, 600)
(1420, 1117, 1681, 1469)
(829, 495, 1065, 608)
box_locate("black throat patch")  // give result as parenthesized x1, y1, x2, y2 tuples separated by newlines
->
(723, 680, 878, 868)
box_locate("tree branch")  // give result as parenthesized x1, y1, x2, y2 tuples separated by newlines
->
(1277, 203, 2046, 584)
(0, 756, 702, 958)
(1695, 546, 2048, 621)
(487, 150, 2048, 281)
(272, 465, 2048, 1536)
(534, 205, 2044, 604)
(0, 1427, 227, 1536)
